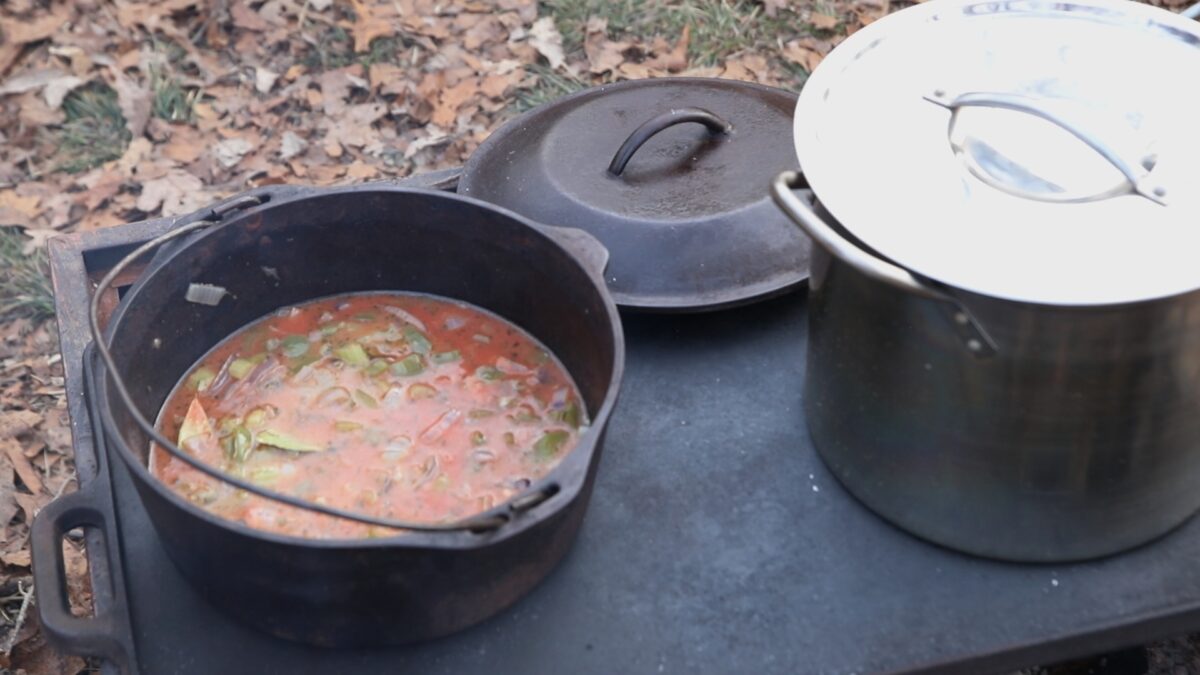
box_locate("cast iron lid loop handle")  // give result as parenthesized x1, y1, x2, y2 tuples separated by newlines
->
(607, 107, 733, 176)
(87, 195, 557, 535)
(771, 170, 998, 358)
(924, 90, 1169, 206)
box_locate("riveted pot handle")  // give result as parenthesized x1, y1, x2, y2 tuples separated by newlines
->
(31, 487, 134, 671)
(535, 224, 610, 279)
(771, 170, 997, 357)
(607, 108, 732, 176)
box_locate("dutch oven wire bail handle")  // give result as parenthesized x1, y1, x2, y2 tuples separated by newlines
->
(770, 171, 998, 358)
(88, 194, 559, 536)
(607, 107, 733, 176)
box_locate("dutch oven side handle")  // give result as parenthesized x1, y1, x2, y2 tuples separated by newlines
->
(771, 170, 998, 358)
(607, 108, 732, 176)
(30, 486, 133, 670)
(535, 224, 611, 280)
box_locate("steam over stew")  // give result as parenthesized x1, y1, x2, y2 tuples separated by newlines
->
(153, 292, 586, 538)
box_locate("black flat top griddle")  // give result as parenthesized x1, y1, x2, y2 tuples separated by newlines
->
(46, 169, 1200, 675)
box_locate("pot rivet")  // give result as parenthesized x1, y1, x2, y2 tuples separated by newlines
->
(966, 338, 983, 352)
(152, 338, 162, 349)
(1153, 186, 1167, 198)
(954, 312, 969, 325)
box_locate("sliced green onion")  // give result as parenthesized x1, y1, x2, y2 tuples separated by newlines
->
(468, 409, 495, 419)
(366, 358, 389, 376)
(334, 420, 362, 432)
(352, 312, 378, 323)
(471, 431, 486, 446)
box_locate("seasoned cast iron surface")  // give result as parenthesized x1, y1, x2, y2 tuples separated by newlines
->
(106, 294, 1200, 673)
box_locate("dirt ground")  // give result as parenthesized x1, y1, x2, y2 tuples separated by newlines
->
(1, 0, 1197, 672)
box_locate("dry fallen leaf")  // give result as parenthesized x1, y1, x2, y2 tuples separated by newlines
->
(279, 131, 308, 160)
(762, 0, 790, 17)
(431, 78, 478, 128)
(230, 0, 271, 31)
(810, 12, 841, 30)
(349, 0, 397, 53)
(1, 439, 42, 494)
(213, 137, 254, 168)
(136, 170, 207, 215)
(255, 67, 280, 94)
(782, 37, 832, 73)
(109, 69, 152, 139)
(528, 17, 567, 72)
(16, 227, 58, 256)
(42, 75, 87, 108)
(584, 18, 630, 75)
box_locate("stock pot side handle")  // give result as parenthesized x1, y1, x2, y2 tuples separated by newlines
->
(770, 170, 997, 358)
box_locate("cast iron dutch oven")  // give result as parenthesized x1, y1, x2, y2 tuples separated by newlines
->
(50, 184, 624, 646)
(460, 77, 811, 312)
(772, 0, 1200, 561)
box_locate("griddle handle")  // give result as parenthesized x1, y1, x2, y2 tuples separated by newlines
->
(31, 486, 133, 671)
(607, 108, 732, 176)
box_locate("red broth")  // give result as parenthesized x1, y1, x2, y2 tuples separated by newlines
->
(152, 292, 586, 539)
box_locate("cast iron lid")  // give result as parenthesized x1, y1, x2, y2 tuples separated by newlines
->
(460, 77, 809, 312)
(795, 0, 1200, 306)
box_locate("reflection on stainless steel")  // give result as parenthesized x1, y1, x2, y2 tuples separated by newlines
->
(793, 195, 1200, 561)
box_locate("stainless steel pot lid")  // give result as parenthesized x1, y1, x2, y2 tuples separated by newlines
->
(794, 0, 1200, 305)
(461, 78, 810, 312)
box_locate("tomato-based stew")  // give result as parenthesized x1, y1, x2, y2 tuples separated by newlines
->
(153, 292, 586, 539)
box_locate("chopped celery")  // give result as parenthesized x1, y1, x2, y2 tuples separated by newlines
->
(229, 358, 256, 380)
(550, 402, 582, 428)
(533, 430, 570, 460)
(432, 350, 460, 364)
(366, 358, 389, 376)
(407, 383, 437, 401)
(354, 388, 379, 408)
(250, 466, 281, 486)
(280, 335, 309, 358)
(232, 426, 254, 462)
(391, 354, 425, 376)
(475, 365, 502, 381)
(258, 429, 324, 453)
(334, 343, 370, 367)
(187, 367, 216, 391)
(403, 326, 432, 354)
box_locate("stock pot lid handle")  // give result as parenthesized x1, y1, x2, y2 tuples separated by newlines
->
(792, 0, 1200, 306)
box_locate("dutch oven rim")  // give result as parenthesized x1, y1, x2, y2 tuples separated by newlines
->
(94, 183, 626, 551)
